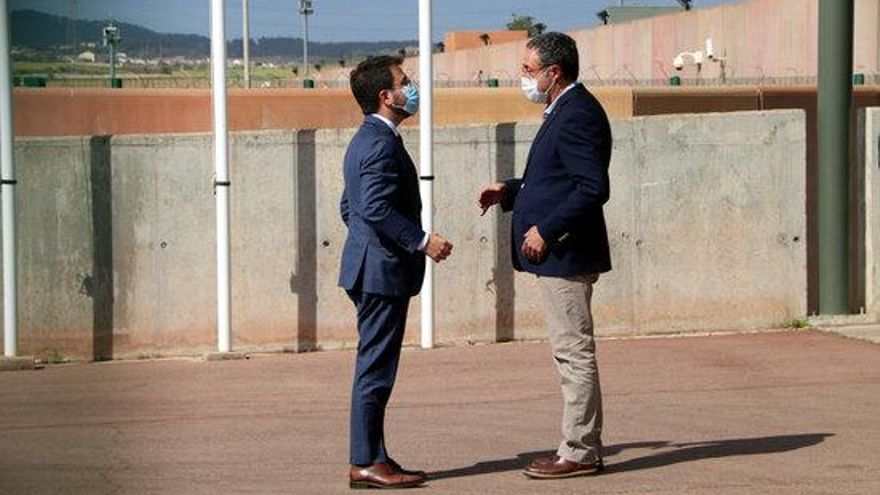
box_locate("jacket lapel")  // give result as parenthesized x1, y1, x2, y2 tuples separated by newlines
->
(523, 83, 584, 177)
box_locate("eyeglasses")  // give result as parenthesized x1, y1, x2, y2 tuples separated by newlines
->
(520, 64, 544, 77)
(520, 64, 548, 78)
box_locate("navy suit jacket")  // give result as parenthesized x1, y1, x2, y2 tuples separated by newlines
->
(502, 83, 613, 277)
(338, 115, 426, 297)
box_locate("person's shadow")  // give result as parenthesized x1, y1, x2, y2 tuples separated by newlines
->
(428, 434, 833, 480)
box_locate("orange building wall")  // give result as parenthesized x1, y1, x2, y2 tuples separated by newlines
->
(444, 30, 528, 52)
(12, 87, 633, 137)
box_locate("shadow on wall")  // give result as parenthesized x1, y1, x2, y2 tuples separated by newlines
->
(87, 136, 114, 361)
(291, 129, 318, 351)
(494, 123, 516, 342)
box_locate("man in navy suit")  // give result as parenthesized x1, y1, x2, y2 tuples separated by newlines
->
(340, 56, 453, 489)
(479, 32, 613, 480)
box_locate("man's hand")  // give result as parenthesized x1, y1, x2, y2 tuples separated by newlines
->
(477, 183, 506, 216)
(521, 226, 547, 263)
(425, 233, 453, 263)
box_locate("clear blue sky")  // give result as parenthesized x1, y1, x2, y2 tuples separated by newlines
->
(12, 0, 741, 42)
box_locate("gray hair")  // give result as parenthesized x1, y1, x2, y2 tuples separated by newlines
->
(526, 32, 579, 81)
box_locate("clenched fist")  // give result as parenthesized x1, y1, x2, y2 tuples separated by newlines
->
(425, 233, 453, 263)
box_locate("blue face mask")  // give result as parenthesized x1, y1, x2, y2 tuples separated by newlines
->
(393, 82, 420, 116)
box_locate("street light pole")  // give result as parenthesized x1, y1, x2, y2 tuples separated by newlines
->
(299, 0, 313, 78)
(243, 0, 250, 88)
(102, 21, 120, 88)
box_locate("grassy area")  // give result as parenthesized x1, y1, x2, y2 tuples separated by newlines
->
(12, 58, 343, 88)
(13, 60, 112, 76)
(14, 60, 327, 78)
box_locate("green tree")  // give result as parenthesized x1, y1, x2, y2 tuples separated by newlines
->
(507, 13, 547, 38)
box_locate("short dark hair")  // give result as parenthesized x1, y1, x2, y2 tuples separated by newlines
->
(526, 32, 579, 81)
(349, 55, 403, 115)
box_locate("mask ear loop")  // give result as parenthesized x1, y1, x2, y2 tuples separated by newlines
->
(388, 86, 413, 116)
(541, 66, 558, 98)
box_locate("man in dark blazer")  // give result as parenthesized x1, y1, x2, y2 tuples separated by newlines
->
(340, 56, 453, 489)
(479, 32, 612, 479)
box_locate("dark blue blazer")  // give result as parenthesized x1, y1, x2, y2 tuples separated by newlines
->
(502, 83, 613, 277)
(338, 115, 426, 297)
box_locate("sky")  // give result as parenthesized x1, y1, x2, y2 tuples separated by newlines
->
(12, 0, 741, 42)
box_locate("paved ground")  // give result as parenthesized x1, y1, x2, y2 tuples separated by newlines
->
(1, 329, 878, 495)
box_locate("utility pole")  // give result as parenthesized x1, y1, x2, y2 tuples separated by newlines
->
(102, 21, 120, 87)
(242, 0, 250, 88)
(299, 0, 313, 78)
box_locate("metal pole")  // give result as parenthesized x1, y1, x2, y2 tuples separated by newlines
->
(302, 8, 309, 77)
(242, 0, 250, 88)
(211, 0, 232, 352)
(109, 41, 115, 87)
(0, 0, 18, 357)
(418, 0, 434, 349)
(817, 0, 854, 314)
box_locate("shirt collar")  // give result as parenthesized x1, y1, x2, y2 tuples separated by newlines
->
(370, 113, 399, 136)
(544, 82, 578, 117)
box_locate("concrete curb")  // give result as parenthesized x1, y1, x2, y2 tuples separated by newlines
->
(202, 352, 249, 362)
(0, 357, 36, 372)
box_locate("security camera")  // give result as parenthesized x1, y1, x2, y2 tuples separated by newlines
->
(705, 38, 715, 60)
(673, 54, 685, 70)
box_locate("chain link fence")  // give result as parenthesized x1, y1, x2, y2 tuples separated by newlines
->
(24, 73, 880, 89)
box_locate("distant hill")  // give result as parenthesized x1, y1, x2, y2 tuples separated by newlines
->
(10, 9, 417, 60)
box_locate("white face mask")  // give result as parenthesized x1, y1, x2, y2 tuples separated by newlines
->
(520, 76, 546, 103)
(520, 68, 555, 104)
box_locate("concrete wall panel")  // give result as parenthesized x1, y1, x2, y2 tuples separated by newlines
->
(3, 110, 810, 359)
(2, 138, 97, 358)
(859, 108, 880, 317)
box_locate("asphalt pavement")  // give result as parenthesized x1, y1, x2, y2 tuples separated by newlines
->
(1, 330, 878, 495)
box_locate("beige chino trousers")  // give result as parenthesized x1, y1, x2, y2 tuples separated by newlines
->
(536, 272, 603, 464)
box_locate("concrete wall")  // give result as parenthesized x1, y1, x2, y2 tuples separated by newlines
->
(1, 110, 808, 360)
(393, 0, 879, 83)
(13, 86, 880, 140)
(858, 108, 880, 317)
(444, 30, 528, 52)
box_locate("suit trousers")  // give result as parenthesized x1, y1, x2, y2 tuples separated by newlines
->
(347, 290, 410, 466)
(536, 272, 603, 464)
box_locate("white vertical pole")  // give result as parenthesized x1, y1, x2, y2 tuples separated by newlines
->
(418, 0, 434, 349)
(242, 0, 250, 89)
(211, 0, 231, 353)
(0, 0, 18, 357)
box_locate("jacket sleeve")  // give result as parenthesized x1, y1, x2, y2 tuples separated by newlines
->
(501, 178, 522, 212)
(359, 139, 427, 253)
(537, 109, 610, 248)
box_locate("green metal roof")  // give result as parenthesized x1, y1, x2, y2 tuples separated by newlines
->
(597, 6, 685, 25)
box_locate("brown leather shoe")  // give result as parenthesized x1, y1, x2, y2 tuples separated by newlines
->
(386, 457, 427, 478)
(523, 456, 604, 479)
(349, 463, 426, 489)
